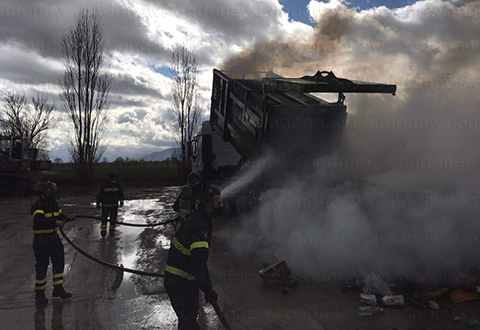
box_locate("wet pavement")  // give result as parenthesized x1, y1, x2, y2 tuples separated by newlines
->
(0, 187, 223, 330)
(2, 187, 480, 329)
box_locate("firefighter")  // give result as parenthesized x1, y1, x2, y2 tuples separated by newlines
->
(164, 189, 223, 330)
(172, 171, 204, 231)
(31, 181, 75, 305)
(96, 173, 124, 238)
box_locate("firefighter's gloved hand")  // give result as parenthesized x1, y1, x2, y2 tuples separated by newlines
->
(205, 289, 218, 304)
(55, 220, 66, 228)
(66, 215, 76, 222)
(120, 201, 124, 207)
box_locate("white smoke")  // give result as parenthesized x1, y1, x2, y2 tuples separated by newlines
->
(222, 0, 480, 285)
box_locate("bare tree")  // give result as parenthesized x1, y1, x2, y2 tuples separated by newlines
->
(169, 45, 203, 172)
(0, 92, 54, 150)
(60, 8, 111, 180)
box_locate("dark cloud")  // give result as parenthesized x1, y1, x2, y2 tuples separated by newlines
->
(143, 0, 288, 43)
(0, 45, 63, 85)
(0, 0, 170, 62)
(110, 96, 149, 109)
(110, 74, 164, 98)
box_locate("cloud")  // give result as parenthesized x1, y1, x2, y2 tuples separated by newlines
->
(0, 0, 170, 61)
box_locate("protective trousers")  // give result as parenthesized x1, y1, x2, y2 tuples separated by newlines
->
(164, 273, 200, 330)
(101, 207, 118, 234)
(33, 235, 65, 291)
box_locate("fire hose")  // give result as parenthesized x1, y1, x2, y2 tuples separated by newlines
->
(59, 216, 233, 329)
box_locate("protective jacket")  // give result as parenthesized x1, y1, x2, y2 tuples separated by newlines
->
(31, 196, 67, 291)
(165, 210, 213, 293)
(97, 181, 124, 208)
(31, 196, 66, 237)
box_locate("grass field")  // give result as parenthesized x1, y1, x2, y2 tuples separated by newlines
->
(44, 161, 185, 191)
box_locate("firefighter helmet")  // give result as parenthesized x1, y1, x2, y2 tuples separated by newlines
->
(187, 171, 203, 190)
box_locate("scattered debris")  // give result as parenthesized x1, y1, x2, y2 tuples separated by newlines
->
(259, 261, 298, 288)
(360, 293, 377, 306)
(358, 306, 383, 317)
(381, 295, 405, 306)
(451, 289, 479, 303)
(427, 300, 440, 310)
(362, 273, 392, 296)
(468, 319, 480, 328)
(419, 287, 449, 302)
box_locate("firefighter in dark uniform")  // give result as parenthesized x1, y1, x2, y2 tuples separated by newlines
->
(31, 181, 75, 304)
(96, 173, 124, 238)
(172, 171, 204, 231)
(164, 190, 223, 330)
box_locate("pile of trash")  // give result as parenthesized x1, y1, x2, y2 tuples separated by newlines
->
(344, 273, 480, 320)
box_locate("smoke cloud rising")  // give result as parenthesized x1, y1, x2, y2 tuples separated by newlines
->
(221, 0, 480, 286)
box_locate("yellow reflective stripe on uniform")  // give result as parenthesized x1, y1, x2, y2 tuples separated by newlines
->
(33, 227, 59, 234)
(32, 209, 62, 217)
(53, 279, 64, 286)
(53, 273, 63, 279)
(32, 210, 45, 217)
(172, 237, 191, 256)
(165, 265, 194, 281)
(35, 285, 46, 290)
(190, 241, 209, 250)
(104, 188, 119, 192)
(36, 279, 46, 284)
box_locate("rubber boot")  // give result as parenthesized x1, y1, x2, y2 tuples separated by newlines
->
(52, 286, 72, 299)
(109, 224, 116, 233)
(35, 290, 49, 305)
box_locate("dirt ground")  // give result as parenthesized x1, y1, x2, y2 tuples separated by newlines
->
(1, 187, 480, 330)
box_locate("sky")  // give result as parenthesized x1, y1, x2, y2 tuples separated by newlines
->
(0, 0, 478, 161)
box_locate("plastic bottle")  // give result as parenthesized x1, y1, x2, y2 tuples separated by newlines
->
(381, 295, 405, 306)
(428, 300, 440, 310)
(358, 306, 384, 317)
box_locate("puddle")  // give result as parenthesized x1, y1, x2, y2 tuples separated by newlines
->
(98, 189, 222, 329)
(109, 196, 178, 329)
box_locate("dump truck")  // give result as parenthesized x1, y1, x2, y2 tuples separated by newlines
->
(192, 69, 396, 213)
(0, 136, 52, 196)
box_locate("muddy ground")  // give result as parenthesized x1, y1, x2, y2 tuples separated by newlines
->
(1, 187, 480, 329)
